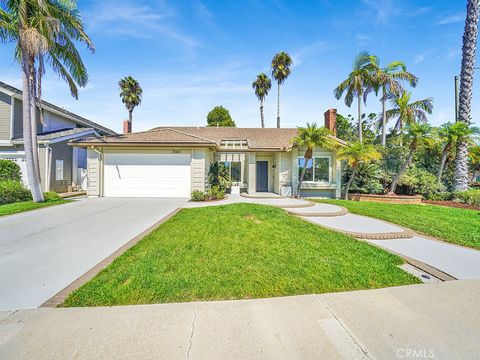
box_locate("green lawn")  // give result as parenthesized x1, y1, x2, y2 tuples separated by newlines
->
(63, 203, 418, 307)
(0, 198, 69, 217)
(316, 199, 480, 250)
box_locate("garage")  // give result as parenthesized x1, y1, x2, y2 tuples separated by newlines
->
(103, 153, 191, 198)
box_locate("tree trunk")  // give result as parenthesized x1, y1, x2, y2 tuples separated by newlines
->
(276, 81, 280, 128)
(454, 0, 480, 191)
(381, 87, 387, 146)
(21, 50, 44, 203)
(389, 148, 414, 194)
(260, 100, 264, 128)
(344, 167, 357, 200)
(357, 94, 362, 143)
(437, 148, 449, 183)
(296, 158, 309, 198)
(29, 56, 41, 182)
(128, 109, 133, 125)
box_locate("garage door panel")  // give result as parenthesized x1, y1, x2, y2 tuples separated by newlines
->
(104, 153, 191, 198)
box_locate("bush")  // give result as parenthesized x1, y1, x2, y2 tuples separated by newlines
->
(425, 192, 454, 201)
(206, 186, 225, 200)
(0, 180, 32, 205)
(345, 162, 384, 194)
(0, 159, 22, 182)
(397, 167, 445, 196)
(453, 190, 480, 207)
(43, 191, 61, 201)
(191, 190, 206, 201)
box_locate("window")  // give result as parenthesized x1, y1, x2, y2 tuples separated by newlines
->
(55, 159, 64, 181)
(220, 140, 248, 149)
(298, 157, 330, 182)
(223, 161, 242, 183)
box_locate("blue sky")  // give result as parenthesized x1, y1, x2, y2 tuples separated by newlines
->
(0, 0, 477, 133)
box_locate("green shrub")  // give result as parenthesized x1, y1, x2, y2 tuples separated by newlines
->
(208, 162, 231, 191)
(345, 162, 384, 194)
(425, 192, 454, 201)
(0, 180, 32, 205)
(191, 190, 206, 201)
(397, 167, 445, 196)
(206, 186, 225, 200)
(43, 191, 61, 201)
(453, 190, 480, 207)
(0, 159, 22, 182)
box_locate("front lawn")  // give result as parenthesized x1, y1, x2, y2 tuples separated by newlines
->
(0, 198, 69, 217)
(316, 199, 480, 250)
(63, 203, 418, 307)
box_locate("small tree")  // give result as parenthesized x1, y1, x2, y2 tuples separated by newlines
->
(206, 106, 236, 127)
(208, 162, 231, 191)
(469, 145, 480, 181)
(290, 123, 337, 198)
(0, 160, 22, 182)
(337, 142, 381, 199)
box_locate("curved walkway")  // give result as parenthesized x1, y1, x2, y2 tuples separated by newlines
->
(184, 195, 480, 280)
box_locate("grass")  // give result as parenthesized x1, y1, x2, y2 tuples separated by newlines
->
(315, 199, 480, 250)
(63, 203, 418, 307)
(0, 198, 69, 217)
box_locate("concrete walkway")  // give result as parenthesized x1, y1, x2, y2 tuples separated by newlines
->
(185, 195, 480, 280)
(1, 279, 478, 359)
(0, 197, 187, 311)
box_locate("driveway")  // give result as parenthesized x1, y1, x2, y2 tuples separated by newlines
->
(0, 197, 187, 311)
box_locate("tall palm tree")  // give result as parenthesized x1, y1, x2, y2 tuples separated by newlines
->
(385, 91, 433, 131)
(334, 51, 373, 143)
(252, 73, 271, 128)
(436, 122, 480, 182)
(364, 59, 418, 146)
(271, 51, 292, 128)
(337, 141, 381, 199)
(454, 0, 480, 192)
(119, 76, 143, 131)
(389, 123, 432, 194)
(290, 123, 337, 198)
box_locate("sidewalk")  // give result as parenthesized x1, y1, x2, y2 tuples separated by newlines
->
(1, 280, 479, 359)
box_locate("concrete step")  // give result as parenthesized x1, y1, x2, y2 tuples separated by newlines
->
(286, 203, 347, 217)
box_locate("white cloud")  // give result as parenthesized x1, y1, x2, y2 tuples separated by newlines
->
(362, 0, 397, 24)
(291, 41, 329, 67)
(355, 34, 371, 45)
(437, 13, 464, 25)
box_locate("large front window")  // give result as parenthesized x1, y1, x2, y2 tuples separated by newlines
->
(223, 161, 242, 183)
(298, 157, 330, 182)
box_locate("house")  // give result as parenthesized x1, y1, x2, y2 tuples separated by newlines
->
(71, 109, 345, 198)
(0, 81, 116, 192)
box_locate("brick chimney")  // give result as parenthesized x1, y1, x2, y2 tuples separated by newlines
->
(123, 120, 132, 134)
(324, 109, 337, 136)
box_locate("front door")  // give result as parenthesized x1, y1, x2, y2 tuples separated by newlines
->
(256, 161, 268, 192)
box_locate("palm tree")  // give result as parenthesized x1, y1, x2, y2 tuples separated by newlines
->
(334, 51, 374, 143)
(252, 73, 272, 128)
(119, 76, 143, 131)
(271, 51, 292, 128)
(385, 91, 433, 131)
(364, 59, 418, 146)
(454, 0, 480, 192)
(290, 123, 337, 198)
(389, 123, 432, 194)
(337, 142, 381, 199)
(436, 122, 480, 182)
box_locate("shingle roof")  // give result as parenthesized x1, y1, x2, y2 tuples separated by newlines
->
(71, 126, 346, 150)
(0, 80, 116, 136)
(13, 127, 96, 142)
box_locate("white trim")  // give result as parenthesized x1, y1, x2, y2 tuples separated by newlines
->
(0, 151, 25, 155)
(0, 86, 15, 96)
(0, 141, 13, 145)
(48, 129, 99, 144)
(298, 156, 332, 183)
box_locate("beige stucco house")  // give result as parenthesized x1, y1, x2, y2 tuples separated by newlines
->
(71, 109, 345, 198)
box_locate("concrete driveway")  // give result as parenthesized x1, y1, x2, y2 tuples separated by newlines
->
(0, 197, 187, 311)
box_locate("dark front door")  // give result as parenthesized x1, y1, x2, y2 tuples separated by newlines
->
(256, 161, 268, 192)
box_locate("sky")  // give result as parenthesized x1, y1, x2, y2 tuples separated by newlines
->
(0, 0, 477, 133)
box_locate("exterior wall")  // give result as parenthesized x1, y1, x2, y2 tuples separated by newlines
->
(247, 152, 256, 194)
(273, 153, 280, 194)
(49, 140, 73, 192)
(42, 110, 77, 132)
(205, 149, 214, 189)
(12, 98, 23, 138)
(87, 150, 101, 196)
(192, 148, 206, 192)
(0, 91, 11, 141)
(38, 146, 47, 191)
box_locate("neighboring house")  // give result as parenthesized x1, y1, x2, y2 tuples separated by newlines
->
(71, 110, 345, 198)
(0, 81, 116, 192)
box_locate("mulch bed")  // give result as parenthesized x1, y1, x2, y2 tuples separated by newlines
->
(423, 200, 480, 211)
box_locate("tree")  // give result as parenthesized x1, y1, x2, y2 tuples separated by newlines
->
(290, 123, 337, 198)
(119, 76, 142, 131)
(454, 0, 480, 192)
(469, 145, 480, 181)
(208, 162, 230, 191)
(436, 122, 480, 182)
(389, 123, 432, 194)
(271, 51, 292, 128)
(337, 141, 381, 199)
(252, 73, 272, 128)
(334, 51, 374, 143)
(385, 90, 433, 131)
(364, 58, 418, 146)
(0, 0, 93, 202)
(206, 105, 235, 127)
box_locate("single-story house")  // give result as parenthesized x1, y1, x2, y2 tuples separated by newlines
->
(71, 109, 346, 198)
(0, 81, 116, 192)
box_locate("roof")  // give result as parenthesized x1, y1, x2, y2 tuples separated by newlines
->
(71, 126, 347, 150)
(0, 81, 116, 136)
(12, 127, 97, 143)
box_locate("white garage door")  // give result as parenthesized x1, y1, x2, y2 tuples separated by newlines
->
(104, 153, 191, 198)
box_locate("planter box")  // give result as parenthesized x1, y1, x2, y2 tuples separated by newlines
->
(349, 193, 423, 204)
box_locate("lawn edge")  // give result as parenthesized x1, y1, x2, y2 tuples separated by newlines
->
(0, 199, 71, 218)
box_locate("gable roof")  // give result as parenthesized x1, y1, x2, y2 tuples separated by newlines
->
(12, 127, 98, 144)
(0, 80, 116, 136)
(71, 126, 346, 150)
